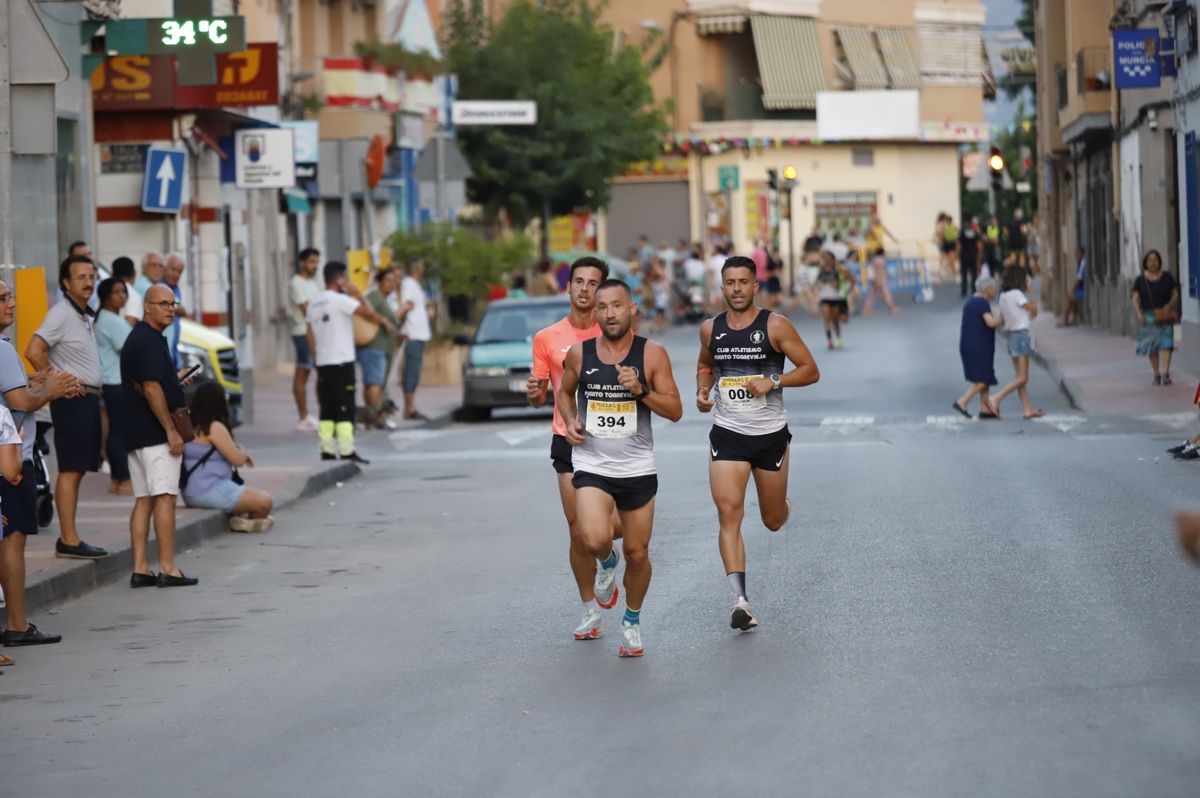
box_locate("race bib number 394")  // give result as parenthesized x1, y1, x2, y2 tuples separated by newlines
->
(586, 400, 636, 438)
(719, 375, 766, 412)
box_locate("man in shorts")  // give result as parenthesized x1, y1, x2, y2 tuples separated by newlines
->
(25, 254, 109, 560)
(288, 248, 321, 430)
(557, 279, 682, 657)
(0, 281, 79, 645)
(526, 257, 624, 641)
(123, 285, 199, 587)
(696, 256, 820, 631)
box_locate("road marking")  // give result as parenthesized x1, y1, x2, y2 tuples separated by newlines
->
(926, 415, 968, 425)
(820, 416, 875, 426)
(1136, 412, 1197, 429)
(1033, 414, 1086, 433)
(387, 429, 454, 450)
(494, 425, 547, 447)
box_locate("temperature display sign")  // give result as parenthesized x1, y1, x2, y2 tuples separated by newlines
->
(147, 17, 246, 54)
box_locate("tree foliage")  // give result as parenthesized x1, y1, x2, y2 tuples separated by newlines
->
(441, 0, 667, 228)
(384, 222, 533, 300)
(1002, 0, 1037, 101)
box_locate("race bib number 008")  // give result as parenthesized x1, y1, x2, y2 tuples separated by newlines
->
(719, 375, 766, 412)
(585, 400, 636, 438)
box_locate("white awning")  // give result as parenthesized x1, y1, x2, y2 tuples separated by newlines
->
(697, 15, 747, 35)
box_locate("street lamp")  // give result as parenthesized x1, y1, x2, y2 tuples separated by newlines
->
(781, 165, 798, 294)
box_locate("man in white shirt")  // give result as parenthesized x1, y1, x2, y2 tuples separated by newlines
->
(306, 261, 392, 464)
(288, 248, 321, 430)
(398, 258, 433, 421)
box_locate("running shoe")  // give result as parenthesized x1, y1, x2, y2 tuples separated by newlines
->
(574, 605, 603, 640)
(730, 597, 758, 631)
(297, 416, 319, 432)
(618, 620, 644, 657)
(1167, 440, 1193, 455)
(826, 338, 834, 349)
(594, 547, 621, 609)
(834, 337, 843, 350)
(1176, 444, 1200, 461)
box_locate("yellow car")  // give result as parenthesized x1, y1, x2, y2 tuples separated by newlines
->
(175, 319, 243, 425)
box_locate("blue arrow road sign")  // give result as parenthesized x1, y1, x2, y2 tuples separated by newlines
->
(141, 147, 187, 214)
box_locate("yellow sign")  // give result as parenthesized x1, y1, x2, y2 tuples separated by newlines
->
(14, 267, 48, 375)
(548, 217, 575, 254)
(346, 249, 372, 294)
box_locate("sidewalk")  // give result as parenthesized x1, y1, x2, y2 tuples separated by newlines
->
(20, 372, 462, 615)
(1030, 313, 1198, 416)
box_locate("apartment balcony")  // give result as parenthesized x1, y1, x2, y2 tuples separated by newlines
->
(1058, 46, 1112, 142)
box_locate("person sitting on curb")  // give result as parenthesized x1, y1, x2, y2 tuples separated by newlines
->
(181, 381, 274, 533)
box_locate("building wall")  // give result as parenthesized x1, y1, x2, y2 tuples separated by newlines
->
(1174, 3, 1200, 378)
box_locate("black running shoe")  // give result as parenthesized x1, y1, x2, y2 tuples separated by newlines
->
(1168, 440, 1192, 455)
(1176, 445, 1200, 461)
(344, 452, 371, 466)
(320, 452, 338, 461)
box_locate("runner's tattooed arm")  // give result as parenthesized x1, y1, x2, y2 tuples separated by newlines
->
(695, 319, 716, 412)
(556, 344, 585, 445)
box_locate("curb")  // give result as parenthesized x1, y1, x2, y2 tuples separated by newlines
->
(1030, 347, 1087, 413)
(23, 461, 361, 615)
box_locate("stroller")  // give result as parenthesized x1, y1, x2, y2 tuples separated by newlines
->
(33, 419, 54, 528)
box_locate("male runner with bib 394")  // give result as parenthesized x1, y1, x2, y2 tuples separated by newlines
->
(697, 256, 820, 631)
(527, 257, 625, 642)
(558, 280, 682, 657)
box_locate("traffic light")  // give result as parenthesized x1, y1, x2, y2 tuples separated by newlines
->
(767, 168, 779, 191)
(988, 146, 1005, 191)
(783, 165, 797, 182)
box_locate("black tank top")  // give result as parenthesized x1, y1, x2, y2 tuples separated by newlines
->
(574, 337, 655, 477)
(708, 309, 787, 434)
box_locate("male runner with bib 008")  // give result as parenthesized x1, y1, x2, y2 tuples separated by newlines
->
(697, 256, 820, 632)
(526, 257, 625, 642)
(557, 279, 682, 657)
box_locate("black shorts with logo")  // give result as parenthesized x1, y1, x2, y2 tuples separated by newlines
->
(571, 471, 658, 512)
(550, 434, 574, 474)
(1, 462, 39, 537)
(709, 425, 792, 472)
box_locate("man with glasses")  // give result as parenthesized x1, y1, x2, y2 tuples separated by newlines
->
(25, 255, 109, 560)
(0, 281, 80, 646)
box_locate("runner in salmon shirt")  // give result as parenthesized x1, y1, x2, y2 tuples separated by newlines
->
(526, 256, 624, 641)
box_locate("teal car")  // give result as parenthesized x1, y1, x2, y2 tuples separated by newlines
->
(456, 296, 570, 421)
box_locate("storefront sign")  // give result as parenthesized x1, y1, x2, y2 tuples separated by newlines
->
(1114, 29, 1162, 89)
(92, 42, 279, 111)
(99, 143, 151, 174)
(234, 128, 295, 189)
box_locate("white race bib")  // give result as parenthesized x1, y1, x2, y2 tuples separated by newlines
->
(585, 400, 636, 438)
(719, 375, 766, 412)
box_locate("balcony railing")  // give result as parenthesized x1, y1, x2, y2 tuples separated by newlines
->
(1076, 47, 1111, 94)
(1056, 62, 1068, 109)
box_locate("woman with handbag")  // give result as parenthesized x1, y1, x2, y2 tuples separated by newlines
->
(1132, 249, 1180, 385)
(181, 381, 274, 532)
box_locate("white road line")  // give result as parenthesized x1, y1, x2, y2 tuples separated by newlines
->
(1033, 414, 1086, 433)
(926, 415, 968, 425)
(387, 429, 454, 450)
(494, 425, 548, 447)
(1136, 412, 1198, 429)
(820, 416, 876, 426)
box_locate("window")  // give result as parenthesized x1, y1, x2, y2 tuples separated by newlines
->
(852, 148, 874, 167)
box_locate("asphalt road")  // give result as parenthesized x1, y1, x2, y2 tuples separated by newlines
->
(4, 296, 1199, 797)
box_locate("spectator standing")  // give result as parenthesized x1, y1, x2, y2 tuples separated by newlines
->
(0, 280, 76, 646)
(530, 258, 559, 296)
(182, 381, 274, 532)
(763, 246, 784, 309)
(307, 261, 389, 463)
(983, 217, 1002, 277)
(288, 247, 321, 431)
(992, 267, 1044, 420)
(1061, 246, 1086, 326)
(25, 255, 108, 560)
(1005, 209, 1028, 268)
(358, 267, 404, 428)
(95, 277, 132, 495)
(637, 234, 655, 266)
(751, 238, 769, 283)
(683, 245, 707, 287)
(1132, 249, 1180, 385)
(954, 276, 1003, 419)
(122, 285, 197, 587)
(958, 217, 983, 298)
(111, 256, 142, 326)
(161, 253, 186, 366)
(133, 251, 164, 298)
(398, 258, 433, 421)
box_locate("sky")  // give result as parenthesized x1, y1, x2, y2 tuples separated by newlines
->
(983, 0, 1031, 127)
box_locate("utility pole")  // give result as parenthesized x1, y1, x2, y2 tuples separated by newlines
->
(0, 2, 12, 268)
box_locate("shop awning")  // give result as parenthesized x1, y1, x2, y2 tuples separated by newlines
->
(876, 28, 921, 89)
(835, 26, 889, 90)
(696, 14, 746, 35)
(750, 15, 826, 110)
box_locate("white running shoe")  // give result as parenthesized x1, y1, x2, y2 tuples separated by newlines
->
(618, 621, 644, 657)
(730, 598, 758, 631)
(594, 547, 621, 609)
(297, 416, 319, 432)
(573, 605, 603, 640)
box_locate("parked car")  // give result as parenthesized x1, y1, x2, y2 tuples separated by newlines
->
(455, 296, 570, 421)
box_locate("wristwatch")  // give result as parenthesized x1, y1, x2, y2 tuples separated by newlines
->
(769, 373, 782, 389)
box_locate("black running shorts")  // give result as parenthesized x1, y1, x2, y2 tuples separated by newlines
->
(550, 434, 573, 474)
(709, 425, 792, 472)
(571, 471, 658, 512)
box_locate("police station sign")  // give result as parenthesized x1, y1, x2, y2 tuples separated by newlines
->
(1114, 29, 1162, 89)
